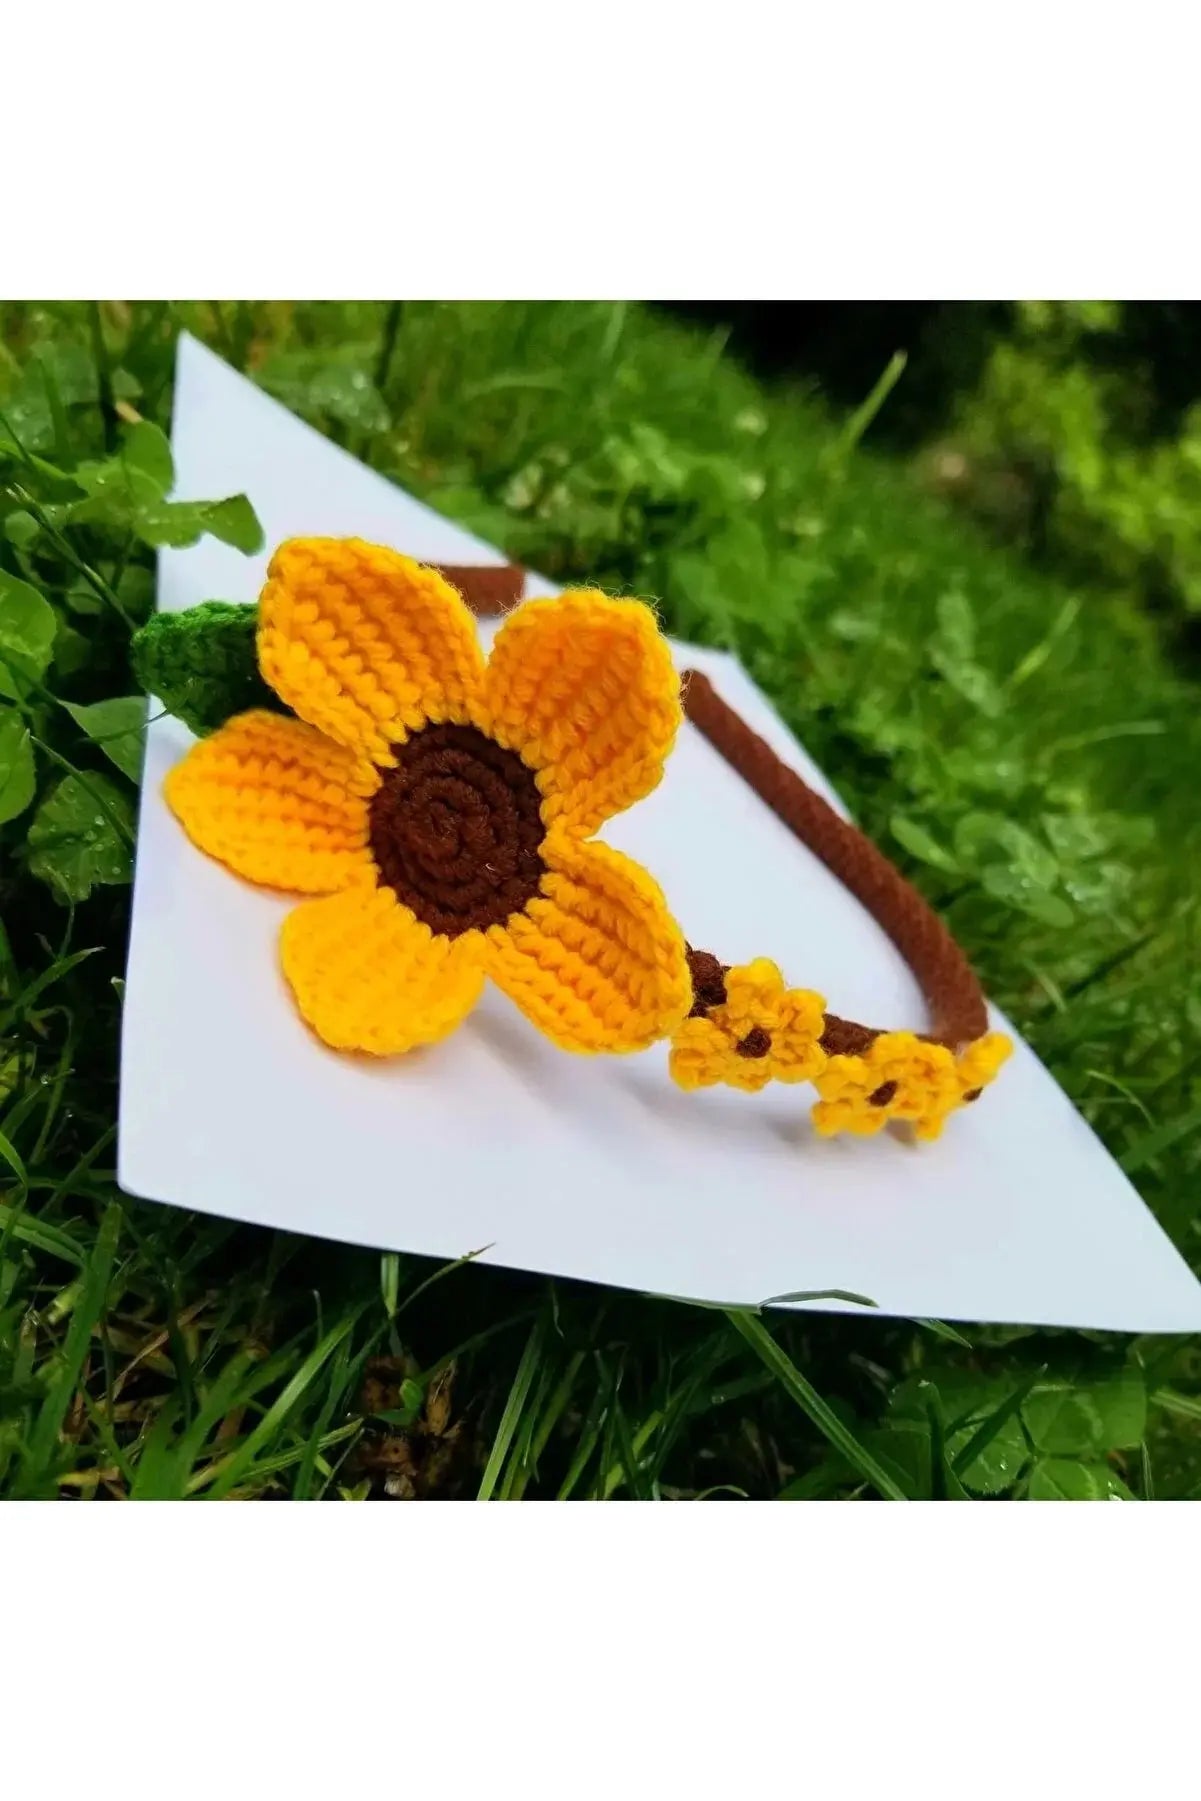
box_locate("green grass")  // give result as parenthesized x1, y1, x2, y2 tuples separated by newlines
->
(2, 299, 1200, 1499)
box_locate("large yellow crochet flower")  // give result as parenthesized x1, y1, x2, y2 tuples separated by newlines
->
(165, 538, 693, 1057)
(669, 958, 827, 1094)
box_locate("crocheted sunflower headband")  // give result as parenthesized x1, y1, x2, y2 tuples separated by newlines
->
(134, 538, 1011, 1144)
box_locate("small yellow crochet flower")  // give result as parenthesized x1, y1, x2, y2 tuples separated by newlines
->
(812, 1028, 1014, 1141)
(165, 538, 692, 1057)
(669, 958, 827, 1094)
(811, 1030, 960, 1141)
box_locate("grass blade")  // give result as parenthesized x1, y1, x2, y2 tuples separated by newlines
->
(529, 1352, 585, 1470)
(0, 947, 98, 1035)
(726, 1309, 908, 1501)
(607, 1392, 654, 1500)
(556, 1359, 613, 1500)
(477, 1315, 547, 1500)
(759, 1287, 879, 1310)
(0, 1201, 85, 1267)
(394, 1243, 492, 1320)
(0, 1129, 29, 1185)
(915, 1318, 975, 1349)
(836, 351, 908, 455)
(1120, 1101, 1201, 1173)
(951, 1368, 1043, 1482)
(602, 1407, 665, 1500)
(205, 1305, 366, 1499)
(1153, 1387, 1201, 1422)
(925, 1389, 969, 1500)
(18, 1199, 121, 1494)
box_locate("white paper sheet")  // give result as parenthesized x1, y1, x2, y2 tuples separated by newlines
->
(117, 333, 1201, 1331)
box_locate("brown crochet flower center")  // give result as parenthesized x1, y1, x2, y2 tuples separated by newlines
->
(369, 723, 547, 937)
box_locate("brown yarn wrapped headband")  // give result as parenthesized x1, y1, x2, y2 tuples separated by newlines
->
(680, 671, 986, 1057)
(150, 544, 1011, 1144)
(446, 561, 1011, 1142)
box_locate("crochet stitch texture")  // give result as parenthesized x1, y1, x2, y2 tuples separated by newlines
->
(811, 1029, 1012, 1141)
(165, 538, 692, 1057)
(669, 958, 827, 1094)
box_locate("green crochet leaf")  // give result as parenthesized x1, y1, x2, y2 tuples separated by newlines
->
(131, 601, 280, 737)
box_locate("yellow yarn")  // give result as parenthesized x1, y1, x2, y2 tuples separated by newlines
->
(812, 1031, 956, 1140)
(478, 590, 682, 836)
(164, 709, 377, 894)
(665, 943, 1014, 1137)
(280, 887, 486, 1057)
(165, 537, 691, 1058)
(669, 959, 827, 1093)
(487, 833, 692, 1054)
(258, 538, 487, 764)
(956, 1031, 1014, 1096)
(811, 1028, 1014, 1141)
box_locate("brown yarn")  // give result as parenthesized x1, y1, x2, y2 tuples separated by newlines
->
(685, 946, 729, 1016)
(369, 723, 546, 937)
(817, 1016, 878, 1057)
(737, 1026, 773, 1059)
(433, 564, 524, 616)
(680, 668, 988, 1052)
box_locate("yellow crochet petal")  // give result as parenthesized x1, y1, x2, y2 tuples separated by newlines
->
(813, 1053, 874, 1104)
(259, 539, 486, 764)
(668, 1016, 729, 1090)
(484, 832, 691, 1053)
(768, 988, 828, 1083)
(720, 959, 787, 1033)
(479, 591, 681, 837)
(719, 1054, 777, 1094)
(165, 710, 377, 895)
(279, 885, 485, 1055)
(869, 1031, 956, 1083)
(669, 1013, 783, 1093)
(958, 1032, 1014, 1092)
(812, 1097, 888, 1138)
